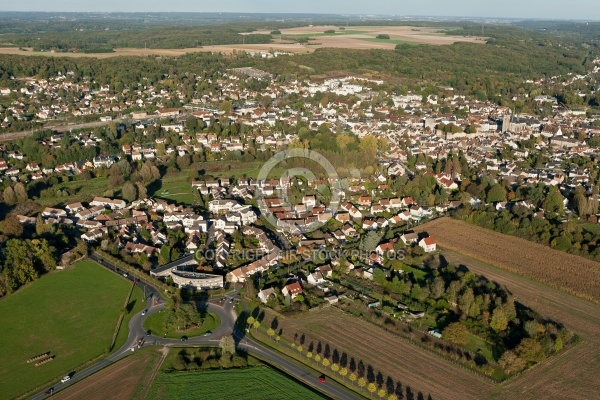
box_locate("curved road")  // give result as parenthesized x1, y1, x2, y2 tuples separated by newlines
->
(29, 261, 360, 400)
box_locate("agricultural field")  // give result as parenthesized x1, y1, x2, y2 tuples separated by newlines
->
(415, 217, 600, 303)
(0, 260, 143, 400)
(53, 347, 165, 400)
(264, 293, 600, 400)
(147, 365, 326, 400)
(264, 307, 483, 400)
(0, 25, 487, 58)
(143, 310, 220, 339)
(258, 25, 486, 49)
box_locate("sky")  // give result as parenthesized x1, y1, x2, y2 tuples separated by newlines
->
(0, 0, 599, 20)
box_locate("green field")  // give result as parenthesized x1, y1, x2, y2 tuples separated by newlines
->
(37, 159, 289, 207)
(36, 176, 110, 206)
(0, 260, 142, 399)
(465, 333, 495, 363)
(143, 310, 220, 339)
(148, 365, 326, 400)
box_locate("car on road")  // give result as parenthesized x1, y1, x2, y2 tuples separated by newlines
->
(318, 376, 326, 383)
(141, 309, 147, 316)
(203, 331, 212, 336)
(60, 376, 71, 383)
(230, 298, 234, 303)
(146, 330, 151, 336)
(44, 387, 54, 395)
(181, 336, 188, 342)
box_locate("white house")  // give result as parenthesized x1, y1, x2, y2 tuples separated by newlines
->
(418, 236, 437, 253)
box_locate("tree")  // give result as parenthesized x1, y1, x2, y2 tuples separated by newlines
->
(331, 363, 340, 373)
(322, 358, 330, 368)
(253, 320, 260, 330)
(498, 350, 527, 375)
(458, 288, 475, 316)
(486, 184, 506, 203)
(378, 388, 387, 399)
(221, 101, 233, 113)
(14, 182, 27, 203)
(388, 395, 398, 400)
(359, 135, 378, 161)
(368, 382, 377, 396)
(158, 245, 171, 266)
(442, 322, 469, 346)
(431, 277, 445, 299)
(336, 134, 354, 151)
(3, 186, 17, 205)
(515, 338, 545, 362)
(554, 337, 563, 352)
(122, 182, 137, 202)
(542, 186, 564, 217)
(349, 372, 357, 385)
(490, 307, 509, 332)
(219, 335, 236, 355)
(340, 367, 348, 379)
(267, 327, 275, 340)
(136, 183, 148, 200)
(0, 215, 24, 237)
(358, 377, 367, 391)
(247, 316, 255, 327)
(360, 230, 384, 253)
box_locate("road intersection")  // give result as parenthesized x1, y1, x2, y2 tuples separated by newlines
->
(28, 260, 360, 400)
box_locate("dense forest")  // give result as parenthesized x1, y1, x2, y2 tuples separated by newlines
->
(255, 27, 594, 101)
(2, 26, 272, 51)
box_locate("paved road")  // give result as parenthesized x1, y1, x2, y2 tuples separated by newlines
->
(29, 259, 360, 400)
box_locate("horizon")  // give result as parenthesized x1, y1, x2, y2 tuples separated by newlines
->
(0, 0, 599, 21)
(0, 10, 598, 22)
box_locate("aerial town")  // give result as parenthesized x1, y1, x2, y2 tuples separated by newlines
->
(1, 13, 600, 400)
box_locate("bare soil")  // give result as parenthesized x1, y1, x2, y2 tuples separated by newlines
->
(53, 348, 164, 400)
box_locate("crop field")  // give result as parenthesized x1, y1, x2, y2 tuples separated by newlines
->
(267, 307, 485, 400)
(0, 260, 141, 400)
(266, 292, 600, 400)
(411, 217, 600, 399)
(415, 217, 600, 303)
(0, 25, 486, 58)
(53, 348, 165, 400)
(147, 365, 326, 400)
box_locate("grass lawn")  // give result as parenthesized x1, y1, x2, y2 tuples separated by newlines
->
(582, 222, 600, 235)
(148, 365, 326, 400)
(37, 158, 291, 207)
(143, 311, 220, 339)
(150, 172, 197, 205)
(464, 333, 495, 363)
(113, 283, 145, 351)
(35, 176, 109, 206)
(0, 260, 138, 400)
